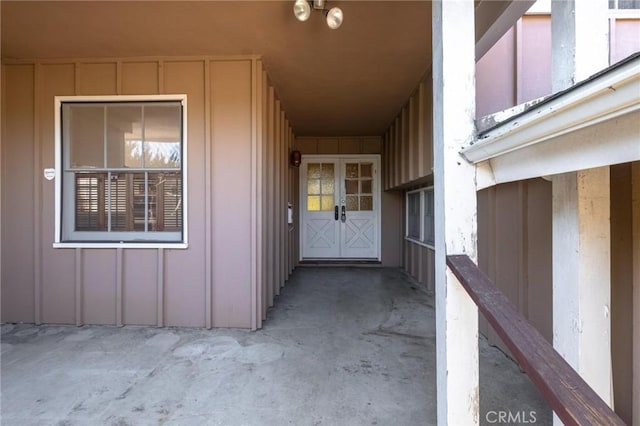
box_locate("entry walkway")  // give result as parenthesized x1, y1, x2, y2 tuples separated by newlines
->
(1, 267, 551, 425)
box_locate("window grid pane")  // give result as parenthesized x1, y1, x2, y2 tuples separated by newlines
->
(75, 173, 106, 231)
(407, 192, 421, 239)
(423, 189, 435, 245)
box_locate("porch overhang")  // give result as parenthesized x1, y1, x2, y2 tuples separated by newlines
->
(463, 53, 640, 190)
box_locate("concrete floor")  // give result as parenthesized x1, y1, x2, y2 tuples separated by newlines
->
(1, 267, 551, 426)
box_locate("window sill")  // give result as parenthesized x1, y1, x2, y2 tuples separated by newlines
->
(53, 242, 188, 249)
(404, 237, 435, 251)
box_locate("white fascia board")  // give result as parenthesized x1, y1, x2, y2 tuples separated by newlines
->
(463, 58, 640, 165)
(488, 109, 640, 185)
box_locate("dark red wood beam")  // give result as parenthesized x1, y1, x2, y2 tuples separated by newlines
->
(446, 254, 625, 426)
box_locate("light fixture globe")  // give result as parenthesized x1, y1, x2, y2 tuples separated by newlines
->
(293, 0, 312, 22)
(325, 7, 343, 29)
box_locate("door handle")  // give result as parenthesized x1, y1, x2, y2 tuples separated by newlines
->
(341, 205, 346, 223)
(335, 205, 339, 221)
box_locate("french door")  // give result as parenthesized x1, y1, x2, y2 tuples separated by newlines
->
(300, 155, 380, 260)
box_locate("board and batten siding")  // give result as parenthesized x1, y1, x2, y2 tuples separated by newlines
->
(382, 71, 435, 290)
(1, 56, 294, 329)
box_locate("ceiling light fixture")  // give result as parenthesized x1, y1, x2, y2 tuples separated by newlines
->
(293, 0, 344, 29)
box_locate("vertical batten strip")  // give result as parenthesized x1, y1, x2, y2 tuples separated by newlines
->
(255, 63, 265, 329)
(33, 63, 42, 325)
(250, 59, 259, 330)
(116, 61, 122, 95)
(388, 128, 393, 188)
(75, 248, 83, 326)
(115, 72, 121, 294)
(418, 82, 426, 177)
(261, 71, 269, 320)
(288, 125, 294, 275)
(385, 131, 391, 190)
(409, 97, 416, 182)
(274, 100, 281, 297)
(157, 61, 165, 328)
(74, 63, 81, 95)
(267, 87, 275, 307)
(394, 118, 401, 187)
(73, 65, 84, 327)
(519, 182, 529, 317)
(204, 60, 213, 329)
(402, 107, 409, 184)
(158, 61, 164, 94)
(281, 112, 286, 287)
(116, 247, 123, 326)
(157, 248, 164, 327)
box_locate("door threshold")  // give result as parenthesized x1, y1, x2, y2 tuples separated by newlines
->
(298, 259, 382, 267)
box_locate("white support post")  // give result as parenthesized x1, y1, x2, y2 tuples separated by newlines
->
(432, 1, 479, 425)
(551, 0, 609, 92)
(552, 169, 613, 410)
(550, 3, 613, 423)
(633, 162, 640, 426)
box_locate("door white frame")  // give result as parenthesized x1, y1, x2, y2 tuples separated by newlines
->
(299, 154, 382, 261)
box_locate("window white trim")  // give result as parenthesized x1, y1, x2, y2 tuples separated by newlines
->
(405, 186, 435, 250)
(54, 94, 189, 249)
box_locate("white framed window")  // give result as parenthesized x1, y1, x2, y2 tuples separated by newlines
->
(609, 0, 640, 9)
(405, 187, 434, 248)
(54, 95, 188, 248)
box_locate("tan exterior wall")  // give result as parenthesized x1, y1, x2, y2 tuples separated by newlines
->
(1, 57, 295, 329)
(633, 161, 640, 426)
(381, 71, 435, 287)
(611, 162, 634, 424)
(477, 179, 553, 350)
(477, 15, 639, 118)
(476, 15, 552, 118)
(610, 18, 640, 64)
(403, 241, 435, 292)
(382, 73, 433, 191)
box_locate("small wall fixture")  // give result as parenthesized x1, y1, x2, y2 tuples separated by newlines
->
(293, 0, 343, 29)
(290, 150, 302, 167)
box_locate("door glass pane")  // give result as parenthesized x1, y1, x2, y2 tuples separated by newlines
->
(308, 180, 320, 195)
(360, 196, 373, 211)
(360, 179, 372, 194)
(345, 163, 359, 178)
(321, 179, 334, 195)
(321, 163, 334, 179)
(346, 195, 359, 211)
(345, 179, 358, 194)
(321, 196, 334, 211)
(307, 162, 335, 212)
(360, 163, 372, 178)
(308, 163, 321, 178)
(307, 196, 320, 211)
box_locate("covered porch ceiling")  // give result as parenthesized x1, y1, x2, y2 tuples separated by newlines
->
(1, 0, 530, 137)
